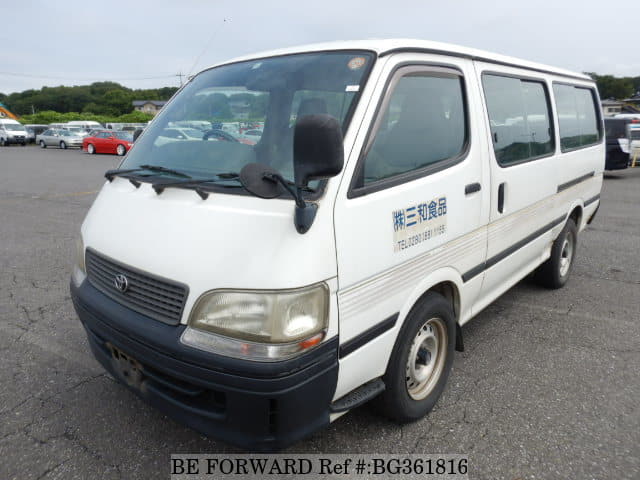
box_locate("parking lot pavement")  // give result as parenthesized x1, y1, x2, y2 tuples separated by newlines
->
(1, 146, 638, 479)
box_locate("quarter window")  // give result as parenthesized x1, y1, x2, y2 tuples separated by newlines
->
(553, 84, 601, 150)
(482, 74, 554, 166)
(359, 72, 467, 186)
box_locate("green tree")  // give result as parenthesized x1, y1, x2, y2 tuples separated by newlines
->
(588, 73, 635, 99)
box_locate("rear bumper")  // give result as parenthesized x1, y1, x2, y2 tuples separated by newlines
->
(70, 279, 338, 451)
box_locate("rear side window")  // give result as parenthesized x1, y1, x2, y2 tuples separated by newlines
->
(482, 74, 554, 166)
(553, 84, 601, 150)
(357, 71, 467, 188)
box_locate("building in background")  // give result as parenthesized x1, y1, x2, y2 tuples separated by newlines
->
(601, 99, 624, 116)
(132, 100, 167, 116)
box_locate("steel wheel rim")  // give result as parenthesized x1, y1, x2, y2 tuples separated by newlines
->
(406, 317, 447, 400)
(559, 235, 573, 277)
(117, 145, 125, 155)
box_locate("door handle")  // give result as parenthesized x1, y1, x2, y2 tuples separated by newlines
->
(465, 182, 481, 195)
(498, 182, 505, 213)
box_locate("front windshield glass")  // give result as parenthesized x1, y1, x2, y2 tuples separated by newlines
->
(121, 51, 374, 192)
(5, 124, 26, 131)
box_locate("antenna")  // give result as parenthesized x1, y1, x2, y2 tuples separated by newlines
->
(186, 18, 228, 78)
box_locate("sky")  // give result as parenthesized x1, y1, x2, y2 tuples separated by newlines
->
(2, 0, 638, 95)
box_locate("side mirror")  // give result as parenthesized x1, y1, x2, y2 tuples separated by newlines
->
(292, 114, 344, 234)
(293, 114, 344, 187)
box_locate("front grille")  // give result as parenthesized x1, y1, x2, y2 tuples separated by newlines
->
(85, 248, 188, 325)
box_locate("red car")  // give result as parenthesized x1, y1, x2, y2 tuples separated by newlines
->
(83, 130, 133, 156)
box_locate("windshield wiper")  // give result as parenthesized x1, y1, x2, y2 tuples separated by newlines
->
(152, 173, 241, 199)
(105, 164, 192, 182)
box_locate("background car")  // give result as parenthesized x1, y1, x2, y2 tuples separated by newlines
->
(36, 129, 84, 149)
(25, 124, 49, 144)
(604, 117, 634, 170)
(154, 127, 204, 146)
(63, 126, 90, 137)
(83, 130, 133, 156)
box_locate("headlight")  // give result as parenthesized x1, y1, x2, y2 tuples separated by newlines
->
(181, 283, 329, 361)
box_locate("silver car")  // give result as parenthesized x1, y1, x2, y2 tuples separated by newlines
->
(36, 129, 84, 149)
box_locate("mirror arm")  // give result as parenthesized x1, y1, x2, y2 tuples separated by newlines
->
(263, 173, 317, 234)
(263, 173, 306, 209)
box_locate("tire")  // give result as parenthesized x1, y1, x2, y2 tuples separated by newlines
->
(375, 292, 456, 422)
(116, 144, 126, 156)
(40, 140, 47, 148)
(534, 217, 578, 289)
(60, 141, 67, 149)
(20, 142, 26, 147)
(0, 138, 6, 147)
(87, 144, 95, 154)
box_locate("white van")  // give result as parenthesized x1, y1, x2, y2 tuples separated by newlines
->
(0, 119, 28, 146)
(66, 120, 104, 131)
(70, 40, 604, 451)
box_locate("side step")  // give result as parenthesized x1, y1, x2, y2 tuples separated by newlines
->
(329, 379, 385, 413)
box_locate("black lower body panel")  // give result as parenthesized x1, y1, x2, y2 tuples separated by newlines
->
(71, 279, 338, 451)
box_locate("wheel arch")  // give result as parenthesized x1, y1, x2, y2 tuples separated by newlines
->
(394, 267, 464, 356)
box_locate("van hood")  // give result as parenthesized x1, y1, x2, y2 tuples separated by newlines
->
(81, 178, 337, 321)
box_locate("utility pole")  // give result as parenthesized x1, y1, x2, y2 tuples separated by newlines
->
(176, 72, 184, 86)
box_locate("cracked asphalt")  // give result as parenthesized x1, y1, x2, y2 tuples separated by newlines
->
(1, 146, 639, 479)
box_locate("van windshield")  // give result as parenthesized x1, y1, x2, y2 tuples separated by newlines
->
(120, 51, 374, 191)
(4, 124, 26, 131)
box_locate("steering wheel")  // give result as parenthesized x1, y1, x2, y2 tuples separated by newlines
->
(202, 129, 238, 142)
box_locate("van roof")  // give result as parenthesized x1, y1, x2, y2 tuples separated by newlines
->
(202, 39, 592, 82)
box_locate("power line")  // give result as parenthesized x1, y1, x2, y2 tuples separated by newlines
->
(0, 71, 178, 82)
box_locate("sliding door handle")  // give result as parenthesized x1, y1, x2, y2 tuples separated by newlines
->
(498, 182, 505, 213)
(465, 182, 481, 195)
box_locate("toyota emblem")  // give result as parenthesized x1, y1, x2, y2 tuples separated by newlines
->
(114, 274, 129, 293)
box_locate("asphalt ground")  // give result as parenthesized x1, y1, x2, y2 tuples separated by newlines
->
(1, 145, 639, 480)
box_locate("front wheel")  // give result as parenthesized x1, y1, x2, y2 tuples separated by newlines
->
(116, 144, 126, 156)
(40, 140, 47, 148)
(60, 141, 67, 149)
(375, 292, 456, 422)
(534, 217, 578, 289)
(87, 144, 95, 154)
(0, 138, 6, 147)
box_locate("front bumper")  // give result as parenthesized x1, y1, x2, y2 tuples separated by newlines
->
(70, 279, 338, 451)
(5, 136, 26, 144)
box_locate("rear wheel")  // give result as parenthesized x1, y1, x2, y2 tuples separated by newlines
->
(40, 140, 46, 148)
(534, 217, 578, 289)
(60, 141, 67, 149)
(87, 144, 95, 154)
(0, 138, 6, 147)
(116, 144, 126, 156)
(375, 292, 456, 422)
